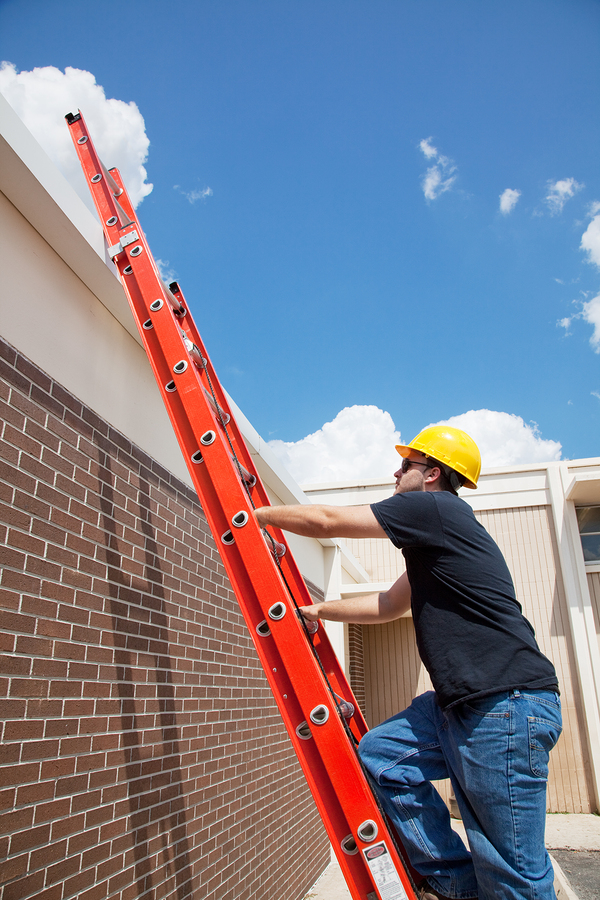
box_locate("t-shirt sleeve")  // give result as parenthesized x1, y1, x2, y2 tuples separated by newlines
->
(370, 492, 444, 549)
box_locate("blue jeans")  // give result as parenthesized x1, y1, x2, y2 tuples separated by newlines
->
(358, 690, 562, 900)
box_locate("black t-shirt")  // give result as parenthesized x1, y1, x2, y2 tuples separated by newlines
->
(371, 490, 558, 709)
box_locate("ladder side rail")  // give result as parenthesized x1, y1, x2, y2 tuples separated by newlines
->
(107, 166, 369, 742)
(66, 112, 416, 900)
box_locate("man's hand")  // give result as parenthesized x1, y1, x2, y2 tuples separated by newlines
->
(298, 604, 320, 622)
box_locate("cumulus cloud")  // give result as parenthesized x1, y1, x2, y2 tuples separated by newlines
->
(545, 177, 583, 215)
(581, 204, 600, 269)
(558, 291, 600, 354)
(268, 406, 401, 484)
(581, 294, 600, 353)
(267, 405, 561, 485)
(155, 259, 177, 283)
(418, 137, 457, 201)
(174, 184, 213, 204)
(432, 410, 562, 467)
(0, 62, 152, 211)
(557, 208, 600, 353)
(499, 188, 521, 215)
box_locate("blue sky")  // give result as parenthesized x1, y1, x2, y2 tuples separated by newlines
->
(1, 0, 599, 480)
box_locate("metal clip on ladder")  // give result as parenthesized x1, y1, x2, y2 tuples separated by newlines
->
(66, 110, 416, 900)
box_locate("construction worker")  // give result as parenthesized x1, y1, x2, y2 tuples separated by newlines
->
(254, 425, 561, 900)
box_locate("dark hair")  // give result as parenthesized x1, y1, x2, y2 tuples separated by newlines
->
(426, 457, 464, 495)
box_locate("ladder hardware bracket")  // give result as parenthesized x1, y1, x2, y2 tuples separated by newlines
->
(107, 229, 139, 259)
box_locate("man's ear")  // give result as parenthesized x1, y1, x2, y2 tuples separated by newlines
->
(426, 466, 442, 484)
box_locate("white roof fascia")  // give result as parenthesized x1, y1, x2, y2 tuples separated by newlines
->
(0, 93, 140, 345)
(564, 471, 600, 505)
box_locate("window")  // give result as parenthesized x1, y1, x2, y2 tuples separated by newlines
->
(576, 506, 600, 564)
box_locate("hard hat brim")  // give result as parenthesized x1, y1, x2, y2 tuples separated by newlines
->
(394, 443, 478, 489)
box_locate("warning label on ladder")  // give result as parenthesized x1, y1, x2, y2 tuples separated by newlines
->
(363, 843, 409, 900)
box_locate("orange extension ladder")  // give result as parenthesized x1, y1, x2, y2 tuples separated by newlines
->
(67, 110, 417, 900)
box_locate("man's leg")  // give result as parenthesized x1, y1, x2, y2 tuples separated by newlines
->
(441, 690, 562, 900)
(358, 692, 478, 899)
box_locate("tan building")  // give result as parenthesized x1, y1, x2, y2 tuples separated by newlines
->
(1, 89, 598, 900)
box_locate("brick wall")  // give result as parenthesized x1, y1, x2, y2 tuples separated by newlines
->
(0, 336, 328, 900)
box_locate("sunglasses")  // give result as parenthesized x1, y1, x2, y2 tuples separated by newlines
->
(401, 458, 433, 474)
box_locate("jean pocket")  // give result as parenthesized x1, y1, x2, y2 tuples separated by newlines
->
(462, 693, 510, 718)
(528, 715, 563, 778)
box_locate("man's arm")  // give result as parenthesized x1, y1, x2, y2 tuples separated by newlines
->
(299, 572, 411, 625)
(254, 503, 387, 539)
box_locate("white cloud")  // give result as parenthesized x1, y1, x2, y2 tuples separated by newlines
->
(418, 137, 457, 201)
(581, 207, 600, 269)
(499, 188, 521, 215)
(432, 410, 562, 467)
(267, 405, 562, 485)
(582, 294, 600, 353)
(155, 259, 177, 283)
(174, 184, 213, 204)
(268, 406, 401, 484)
(0, 62, 152, 211)
(419, 137, 438, 159)
(545, 177, 583, 215)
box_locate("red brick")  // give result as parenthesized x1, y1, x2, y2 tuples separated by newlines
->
(0, 852, 28, 885)
(0, 787, 15, 811)
(45, 852, 81, 885)
(31, 658, 68, 678)
(20, 739, 59, 761)
(0, 762, 40, 788)
(0, 805, 34, 835)
(70, 789, 102, 813)
(15, 635, 54, 657)
(40, 757, 75, 780)
(9, 822, 51, 853)
(3, 718, 44, 741)
(1, 568, 41, 595)
(19, 452, 56, 485)
(33, 797, 70, 824)
(68, 827, 100, 854)
(0, 610, 36, 634)
(55, 774, 89, 796)
(29, 886, 63, 900)
(0, 654, 31, 675)
(0, 545, 26, 569)
(21, 593, 58, 617)
(45, 542, 78, 567)
(25, 556, 61, 580)
(50, 812, 85, 840)
(64, 865, 97, 897)
(6, 527, 45, 555)
(1, 870, 45, 900)
(12, 489, 50, 521)
(26, 698, 63, 718)
(49, 680, 82, 699)
(0, 699, 26, 718)
(9, 678, 48, 698)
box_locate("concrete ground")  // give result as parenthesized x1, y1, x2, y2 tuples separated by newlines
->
(303, 815, 600, 900)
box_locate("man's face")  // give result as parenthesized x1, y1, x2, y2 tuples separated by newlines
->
(393, 454, 433, 495)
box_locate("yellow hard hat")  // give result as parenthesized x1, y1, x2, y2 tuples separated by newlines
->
(396, 425, 481, 489)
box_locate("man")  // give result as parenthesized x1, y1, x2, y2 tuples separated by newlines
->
(254, 425, 561, 900)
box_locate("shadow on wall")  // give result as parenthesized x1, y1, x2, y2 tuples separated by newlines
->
(97, 453, 194, 900)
